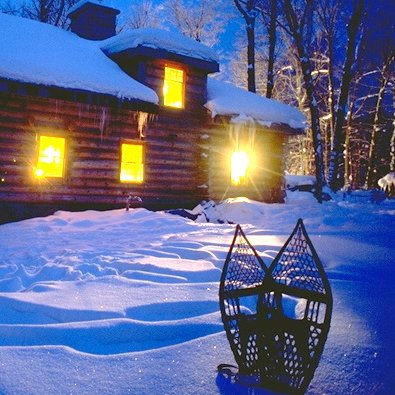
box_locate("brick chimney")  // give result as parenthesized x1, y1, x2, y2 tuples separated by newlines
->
(68, 1, 120, 41)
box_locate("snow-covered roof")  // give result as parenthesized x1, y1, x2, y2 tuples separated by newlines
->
(0, 12, 304, 130)
(205, 78, 306, 131)
(101, 28, 219, 64)
(67, 0, 119, 16)
(0, 13, 158, 104)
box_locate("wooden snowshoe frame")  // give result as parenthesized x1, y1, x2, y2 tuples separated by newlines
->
(219, 219, 333, 394)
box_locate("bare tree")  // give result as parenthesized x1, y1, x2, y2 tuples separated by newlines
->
(256, 0, 278, 98)
(120, 0, 162, 31)
(341, 70, 372, 189)
(391, 80, 395, 173)
(316, 0, 342, 151)
(280, 0, 325, 202)
(230, 30, 268, 94)
(272, 36, 315, 176)
(0, 0, 21, 15)
(166, 0, 229, 47)
(0, 0, 78, 28)
(364, 52, 395, 188)
(18, 0, 78, 28)
(327, 0, 364, 191)
(265, 0, 277, 98)
(233, 0, 260, 92)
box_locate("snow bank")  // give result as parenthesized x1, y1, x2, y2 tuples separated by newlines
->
(0, 13, 158, 104)
(0, 193, 395, 394)
(205, 78, 306, 130)
(189, 198, 266, 225)
(101, 28, 219, 63)
(378, 172, 395, 194)
(285, 174, 316, 189)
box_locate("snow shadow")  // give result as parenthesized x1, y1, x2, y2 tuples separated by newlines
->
(216, 372, 278, 395)
(125, 300, 219, 321)
(0, 318, 223, 355)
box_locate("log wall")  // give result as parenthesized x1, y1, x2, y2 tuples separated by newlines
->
(0, 91, 209, 211)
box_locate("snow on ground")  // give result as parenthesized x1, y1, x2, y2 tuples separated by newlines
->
(0, 191, 394, 394)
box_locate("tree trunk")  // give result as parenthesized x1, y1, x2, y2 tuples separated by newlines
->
(391, 82, 395, 172)
(343, 106, 353, 189)
(328, 0, 364, 191)
(266, 0, 277, 98)
(246, 17, 256, 92)
(327, 35, 336, 151)
(365, 54, 394, 188)
(233, 0, 258, 93)
(283, 0, 325, 203)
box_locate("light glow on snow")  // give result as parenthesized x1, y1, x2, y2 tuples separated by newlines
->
(0, 187, 394, 394)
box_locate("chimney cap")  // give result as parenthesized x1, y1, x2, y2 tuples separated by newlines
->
(68, 0, 120, 18)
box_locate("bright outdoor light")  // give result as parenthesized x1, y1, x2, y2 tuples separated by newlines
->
(34, 168, 44, 177)
(120, 143, 144, 183)
(35, 136, 65, 178)
(231, 150, 249, 185)
(163, 66, 184, 108)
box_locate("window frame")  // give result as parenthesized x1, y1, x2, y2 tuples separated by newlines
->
(119, 141, 145, 184)
(34, 134, 67, 180)
(162, 63, 186, 109)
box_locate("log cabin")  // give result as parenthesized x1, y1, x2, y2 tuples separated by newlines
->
(0, 1, 305, 223)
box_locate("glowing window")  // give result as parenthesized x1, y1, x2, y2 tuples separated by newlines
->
(34, 136, 65, 178)
(120, 143, 144, 183)
(163, 66, 184, 108)
(231, 151, 249, 186)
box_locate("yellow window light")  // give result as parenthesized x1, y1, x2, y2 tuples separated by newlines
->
(120, 143, 144, 183)
(35, 136, 65, 178)
(231, 150, 249, 186)
(163, 66, 184, 108)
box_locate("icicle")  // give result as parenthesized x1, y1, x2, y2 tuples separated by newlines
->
(55, 99, 59, 118)
(248, 121, 256, 151)
(137, 111, 149, 138)
(229, 115, 256, 151)
(99, 107, 108, 141)
(229, 122, 242, 148)
(78, 103, 86, 121)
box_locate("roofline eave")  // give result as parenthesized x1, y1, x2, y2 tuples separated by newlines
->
(104, 46, 220, 74)
(0, 77, 159, 113)
(209, 112, 306, 135)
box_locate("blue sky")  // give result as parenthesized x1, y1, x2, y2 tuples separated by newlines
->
(3, 0, 394, 72)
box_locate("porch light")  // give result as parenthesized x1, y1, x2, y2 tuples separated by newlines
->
(231, 150, 249, 186)
(34, 136, 65, 178)
(34, 168, 44, 177)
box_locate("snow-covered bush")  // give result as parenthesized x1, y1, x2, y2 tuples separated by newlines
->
(378, 172, 395, 197)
